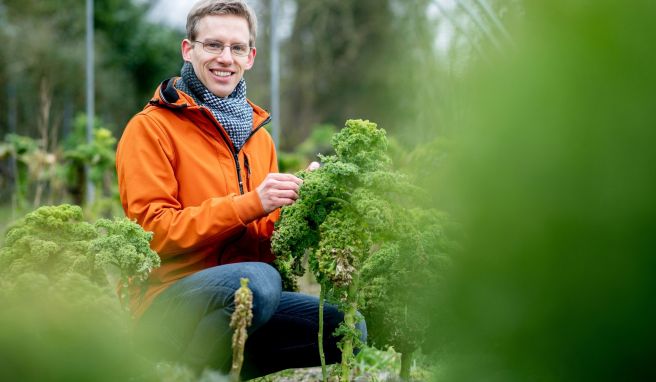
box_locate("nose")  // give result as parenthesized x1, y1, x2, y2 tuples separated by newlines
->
(215, 46, 234, 64)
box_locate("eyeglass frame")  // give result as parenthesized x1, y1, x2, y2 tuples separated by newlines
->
(191, 40, 253, 57)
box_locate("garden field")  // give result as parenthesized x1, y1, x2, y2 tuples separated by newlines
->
(2, 1, 655, 381)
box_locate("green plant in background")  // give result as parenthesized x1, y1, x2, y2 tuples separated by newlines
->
(276, 151, 305, 174)
(296, 123, 337, 159)
(1, 133, 53, 209)
(272, 119, 453, 381)
(277, 124, 338, 173)
(400, 138, 453, 197)
(63, 113, 118, 205)
(0, 113, 121, 217)
(359, 208, 454, 380)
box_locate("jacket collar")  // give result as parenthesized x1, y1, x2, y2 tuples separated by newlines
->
(148, 77, 271, 128)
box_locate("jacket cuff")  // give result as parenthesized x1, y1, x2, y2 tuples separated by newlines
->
(233, 191, 266, 224)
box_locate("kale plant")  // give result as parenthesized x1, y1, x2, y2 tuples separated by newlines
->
(0, 204, 161, 381)
(0, 204, 160, 311)
(229, 278, 253, 381)
(272, 120, 454, 381)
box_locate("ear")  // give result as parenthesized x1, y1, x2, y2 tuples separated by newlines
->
(181, 39, 194, 62)
(244, 47, 257, 70)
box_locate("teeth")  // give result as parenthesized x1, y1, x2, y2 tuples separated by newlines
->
(212, 70, 231, 77)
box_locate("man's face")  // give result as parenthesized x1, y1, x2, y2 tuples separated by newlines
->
(181, 15, 256, 98)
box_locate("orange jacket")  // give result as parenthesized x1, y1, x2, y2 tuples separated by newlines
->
(116, 78, 279, 317)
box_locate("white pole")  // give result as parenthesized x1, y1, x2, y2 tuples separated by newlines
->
(86, 0, 95, 205)
(270, 0, 280, 151)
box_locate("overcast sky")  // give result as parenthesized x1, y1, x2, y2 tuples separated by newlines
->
(147, 0, 196, 31)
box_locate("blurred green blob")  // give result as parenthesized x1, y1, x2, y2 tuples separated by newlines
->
(297, 123, 338, 159)
(278, 124, 339, 173)
(426, 1, 656, 381)
(0, 205, 160, 381)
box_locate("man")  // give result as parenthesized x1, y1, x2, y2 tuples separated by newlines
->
(116, 0, 365, 378)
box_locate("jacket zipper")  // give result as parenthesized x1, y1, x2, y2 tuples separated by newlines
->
(201, 107, 271, 194)
(243, 153, 251, 189)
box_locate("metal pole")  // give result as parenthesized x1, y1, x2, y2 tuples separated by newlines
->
(85, 0, 95, 204)
(270, 0, 280, 151)
(8, 73, 19, 216)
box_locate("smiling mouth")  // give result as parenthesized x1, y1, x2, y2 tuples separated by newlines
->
(211, 70, 233, 77)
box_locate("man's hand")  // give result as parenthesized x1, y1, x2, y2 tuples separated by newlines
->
(256, 173, 303, 213)
(257, 163, 319, 213)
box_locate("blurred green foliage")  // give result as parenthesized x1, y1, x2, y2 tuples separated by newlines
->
(280, 0, 454, 148)
(62, 113, 119, 206)
(0, 114, 120, 214)
(64, 114, 116, 184)
(0, 0, 182, 139)
(297, 123, 337, 159)
(277, 123, 338, 173)
(0, 204, 161, 381)
(0, 0, 181, 211)
(425, 1, 656, 381)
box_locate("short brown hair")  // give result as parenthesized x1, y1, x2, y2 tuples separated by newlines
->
(186, 0, 258, 46)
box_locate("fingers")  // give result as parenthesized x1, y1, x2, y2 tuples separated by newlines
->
(268, 196, 297, 209)
(256, 173, 304, 213)
(265, 173, 303, 185)
(268, 188, 300, 200)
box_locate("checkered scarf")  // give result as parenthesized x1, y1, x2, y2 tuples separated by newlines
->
(176, 61, 253, 151)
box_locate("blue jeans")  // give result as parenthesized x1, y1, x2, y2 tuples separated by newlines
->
(136, 262, 367, 379)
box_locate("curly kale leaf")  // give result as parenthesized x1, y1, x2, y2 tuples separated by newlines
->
(0, 205, 97, 285)
(332, 119, 389, 172)
(92, 217, 160, 282)
(0, 204, 159, 313)
(272, 158, 360, 290)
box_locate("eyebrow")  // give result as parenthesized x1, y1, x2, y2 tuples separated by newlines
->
(202, 39, 249, 45)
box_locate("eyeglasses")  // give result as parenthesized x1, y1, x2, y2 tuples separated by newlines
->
(192, 40, 252, 57)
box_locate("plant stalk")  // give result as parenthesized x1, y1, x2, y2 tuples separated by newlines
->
(230, 278, 253, 381)
(400, 351, 413, 381)
(318, 285, 327, 382)
(340, 274, 359, 382)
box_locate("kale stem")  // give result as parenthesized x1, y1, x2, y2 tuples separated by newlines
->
(340, 273, 359, 382)
(318, 285, 327, 382)
(400, 351, 413, 381)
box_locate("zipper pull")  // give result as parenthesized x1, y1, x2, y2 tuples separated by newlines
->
(244, 154, 251, 191)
